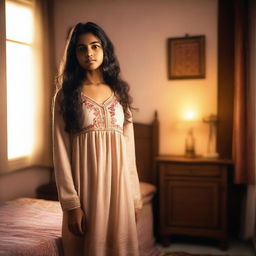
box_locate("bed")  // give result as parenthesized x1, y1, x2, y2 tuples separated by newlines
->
(0, 111, 161, 256)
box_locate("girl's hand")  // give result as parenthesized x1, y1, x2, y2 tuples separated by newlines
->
(135, 208, 140, 224)
(67, 207, 86, 237)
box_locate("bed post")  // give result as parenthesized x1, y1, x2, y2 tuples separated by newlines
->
(152, 110, 159, 186)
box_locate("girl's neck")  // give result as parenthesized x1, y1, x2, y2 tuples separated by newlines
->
(84, 69, 104, 86)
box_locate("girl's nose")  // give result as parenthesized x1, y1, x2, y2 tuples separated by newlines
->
(87, 51, 93, 57)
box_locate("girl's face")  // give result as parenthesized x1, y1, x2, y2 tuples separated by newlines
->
(75, 32, 104, 71)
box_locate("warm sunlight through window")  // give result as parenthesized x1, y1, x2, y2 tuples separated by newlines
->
(5, 1, 33, 44)
(5, 0, 35, 160)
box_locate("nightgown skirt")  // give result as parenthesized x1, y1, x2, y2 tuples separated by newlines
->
(52, 89, 143, 256)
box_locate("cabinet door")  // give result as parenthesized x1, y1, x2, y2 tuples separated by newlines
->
(161, 180, 221, 230)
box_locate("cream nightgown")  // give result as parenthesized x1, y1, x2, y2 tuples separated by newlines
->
(52, 88, 143, 256)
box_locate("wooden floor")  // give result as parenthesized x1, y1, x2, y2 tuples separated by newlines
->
(156, 238, 255, 256)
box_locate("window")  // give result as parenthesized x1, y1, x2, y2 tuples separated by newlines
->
(0, 0, 52, 172)
(5, 0, 35, 160)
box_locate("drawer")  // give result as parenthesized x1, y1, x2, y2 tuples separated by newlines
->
(165, 164, 221, 177)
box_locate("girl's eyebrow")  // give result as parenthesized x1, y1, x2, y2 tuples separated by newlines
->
(77, 41, 101, 47)
(90, 41, 101, 44)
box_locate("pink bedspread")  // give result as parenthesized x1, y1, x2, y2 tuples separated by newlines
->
(0, 197, 63, 256)
(0, 189, 162, 256)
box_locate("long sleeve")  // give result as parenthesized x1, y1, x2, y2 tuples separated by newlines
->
(123, 108, 143, 210)
(52, 90, 81, 212)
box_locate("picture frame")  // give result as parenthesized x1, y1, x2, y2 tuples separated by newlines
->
(168, 35, 205, 80)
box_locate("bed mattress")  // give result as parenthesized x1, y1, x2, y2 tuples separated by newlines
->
(0, 182, 161, 256)
(0, 197, 63, 256)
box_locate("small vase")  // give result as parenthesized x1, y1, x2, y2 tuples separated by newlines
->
(185, 128, 196, 158)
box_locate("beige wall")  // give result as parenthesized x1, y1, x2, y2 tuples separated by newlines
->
(54, 0, 218, 156)
(0, 167, 50, 204)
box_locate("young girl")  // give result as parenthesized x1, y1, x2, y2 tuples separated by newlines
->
(52, 22, 143, 256)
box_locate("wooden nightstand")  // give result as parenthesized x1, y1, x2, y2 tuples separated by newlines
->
(155, 155, 233, 249)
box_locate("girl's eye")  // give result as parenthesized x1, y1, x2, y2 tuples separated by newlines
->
(92, 45, 101, 49)
(76, 44, 101, 53)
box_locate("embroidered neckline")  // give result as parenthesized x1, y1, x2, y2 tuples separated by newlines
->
(81, 91, 115, 107)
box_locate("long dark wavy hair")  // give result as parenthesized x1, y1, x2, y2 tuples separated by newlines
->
(55, 21, 138, 134)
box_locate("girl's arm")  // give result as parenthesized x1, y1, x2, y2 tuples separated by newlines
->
(52, 90, 81, 212)
(123, 108, 143, 211)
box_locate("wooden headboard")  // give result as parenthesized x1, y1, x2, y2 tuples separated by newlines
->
(133, 111, 159, 185)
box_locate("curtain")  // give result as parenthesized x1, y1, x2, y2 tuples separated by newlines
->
(242, 0, 256, 239)
(233, 0, 256, 239)
(232, 0, 255, 185)
(33, 0, 55, 167)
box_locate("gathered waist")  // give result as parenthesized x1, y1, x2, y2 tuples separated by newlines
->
(73, 127, 124, 137)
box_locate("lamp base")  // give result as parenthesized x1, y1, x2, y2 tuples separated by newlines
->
(202, 152, 219, 158)
(185, 147, 196, 158)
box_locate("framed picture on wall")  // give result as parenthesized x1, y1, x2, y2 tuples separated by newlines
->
(168, 35, 205, 80)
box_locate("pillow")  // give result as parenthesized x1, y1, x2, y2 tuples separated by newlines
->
(139, 182, 157, 205)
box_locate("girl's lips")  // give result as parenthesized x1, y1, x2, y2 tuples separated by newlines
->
(87, 59, 96, 63)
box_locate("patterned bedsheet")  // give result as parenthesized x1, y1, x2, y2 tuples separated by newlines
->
(0, 198, 63, 256)
(0, 183, 161, 256)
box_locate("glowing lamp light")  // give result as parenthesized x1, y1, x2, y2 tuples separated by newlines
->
(183, 110, 197, 121)
(181, 110, 198, 158)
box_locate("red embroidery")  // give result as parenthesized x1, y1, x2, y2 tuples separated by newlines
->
(108, 99, 123, 131)
(81, 96, 123, 132)
(84, 101, 104, 130)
